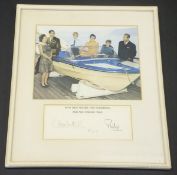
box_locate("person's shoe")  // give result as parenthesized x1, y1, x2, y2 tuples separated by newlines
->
(41, 84, 46, 87)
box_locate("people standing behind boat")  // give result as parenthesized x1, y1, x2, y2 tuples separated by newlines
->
(47, 30, 61, 59)
(71, 32, 82, 56)
(38, 34, 53, 87)
(118, 33, 136, 62)
(100, 40, 115, 58)
(80, 34, 99, 57)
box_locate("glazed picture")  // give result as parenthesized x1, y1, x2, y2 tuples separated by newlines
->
(34, 26, 141, 99)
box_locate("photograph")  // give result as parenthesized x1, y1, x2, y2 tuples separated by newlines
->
(33, 25, 141, 99)
(5, 5, 171, 169)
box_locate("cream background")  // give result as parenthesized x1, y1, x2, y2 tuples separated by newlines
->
(5, 5, 171, 169)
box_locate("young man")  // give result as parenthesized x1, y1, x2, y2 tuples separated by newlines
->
(47, 30, 61, 58)
(118, 33, 136, 62)
(71, 32, 82, 56)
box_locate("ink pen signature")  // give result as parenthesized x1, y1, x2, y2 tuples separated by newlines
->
(104, 119, 121, 131)
(52, 118, 121, 132)
(52, 120, 83, 129)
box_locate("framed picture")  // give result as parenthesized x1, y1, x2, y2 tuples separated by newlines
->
(5, 4, 171, 169)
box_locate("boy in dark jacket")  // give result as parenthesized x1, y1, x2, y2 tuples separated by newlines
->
(100, 40, 115, 58)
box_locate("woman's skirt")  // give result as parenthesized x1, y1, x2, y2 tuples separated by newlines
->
(39, 57, 53, 73)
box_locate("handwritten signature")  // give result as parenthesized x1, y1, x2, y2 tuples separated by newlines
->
(52, 120, 83, 129)
(52, 119, 98, 133)
(104, 119, 121, 131)
(52, 118, 121, 132)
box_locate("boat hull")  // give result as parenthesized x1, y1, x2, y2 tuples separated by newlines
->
(53, 61, 140, 91)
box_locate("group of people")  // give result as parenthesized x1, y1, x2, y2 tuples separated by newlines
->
(36, 29, 137, 87)
(36, 30, 61, 87)
(70, 33, 115, 58)
(70, 32, 137, 61)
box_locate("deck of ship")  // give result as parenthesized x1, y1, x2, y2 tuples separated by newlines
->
(33, 74, 141, 100)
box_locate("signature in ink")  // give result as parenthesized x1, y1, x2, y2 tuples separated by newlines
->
(52, 119, 83, 129)
(104, 119, 121, 131)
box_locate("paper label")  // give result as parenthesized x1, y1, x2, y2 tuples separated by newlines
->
(43, 105, 132, 140)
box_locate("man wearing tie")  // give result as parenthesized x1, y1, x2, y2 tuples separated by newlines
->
(71, 32, 82, 56)
(118, 33, 136, 62)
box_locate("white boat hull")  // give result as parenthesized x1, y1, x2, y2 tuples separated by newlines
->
(53, 61, 140, 91)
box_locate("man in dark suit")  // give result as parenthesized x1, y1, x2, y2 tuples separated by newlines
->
(118, 33, 136, 62)
(47, 30, 61, 58)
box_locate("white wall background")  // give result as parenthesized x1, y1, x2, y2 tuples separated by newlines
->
(36, 26, 139, 56)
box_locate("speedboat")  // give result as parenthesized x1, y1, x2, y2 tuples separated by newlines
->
(53, 51, 140, 91)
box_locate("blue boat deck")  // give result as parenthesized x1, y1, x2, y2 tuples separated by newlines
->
(33, 74, 141, 100)
(54, 57, 140, 74)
